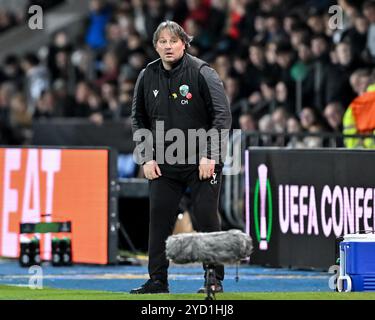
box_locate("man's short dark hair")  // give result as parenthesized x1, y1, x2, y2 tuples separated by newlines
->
(153, 20, 193, 48)
(240, 110, 255, 119)
(311, 33, 330, 43)
(261, 75, 278, 88)
(276, 42, 294, 55)
(22, 53, 40, 66)
(249, 40, 265, 49)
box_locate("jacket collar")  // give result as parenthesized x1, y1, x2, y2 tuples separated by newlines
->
(160, 53, 186, 77)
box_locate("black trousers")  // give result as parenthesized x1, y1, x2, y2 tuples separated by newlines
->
(148, 164, 224, 282)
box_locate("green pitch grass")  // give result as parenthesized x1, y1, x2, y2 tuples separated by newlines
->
(1, 285, 375, 300)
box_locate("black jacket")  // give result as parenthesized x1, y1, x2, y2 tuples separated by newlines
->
(131, 53, 231, 165)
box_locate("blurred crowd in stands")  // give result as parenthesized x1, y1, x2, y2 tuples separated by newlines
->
(0, 0, 375, 149)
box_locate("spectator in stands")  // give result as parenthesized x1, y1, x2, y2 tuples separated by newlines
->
(283, 13, 300, 37)
(213, 0, 244, 53)
(311, 34, 331, 63)
(271, 106, 289, 146)
(362, 0, 375, 60)
(264, 13, 286, 43)
(106, 20, 128, 65)
(101, 80, 121, 120)
(212, 54, 231, 81)
(293, 40, 317, 110)
(33, 90, 56, 119)
(286, 116, 306, 148)
(72, 81, 91, 117)
(205, 0, 227, 44)
(231, 54, 248, 97)
(0, 8, 17, 33)
(87, 91, 105, 125)
(341, 14, 370, 60)
(51, 49, 72, 84)
(239, 111, 259, 146)
(299, 106, 319, 131)
(224, 76, 241, 107)
(20, 53, 50, 112)
(47, 31, 73, 83)
(248, 75, 278, 119)
(9, 93, 32, 144)
(310, 34, 331, 109)
(304, 123, 324, 148)
(164, 0, 188, 25)
(265, 41, 278, 68)
(71, 47, 95, 82)
(324, 101, 344, 132)
(0, 82, 14, 128)
(290, 24, 311, 51)
(244, 41, 272, 96)
(120, 50, 147, 81)
(258, 113, 274, 146)
(2, 55, 23, 89)
(52, 79, 76, 117)
(252, 12, 267, 43)
(118, 78, 135, 118)
(127, 32, 147, 56)
(343, 68, 375, 149)
(323, 101, 345, 147)
(272, 106, 289, 134)
(95, 49, 119, 88)
(307, 11, 326, 35)
(325, 41, 362, 108)
(329, 43, 339, 64)
(116, 8, 138, 46)
(184, 18, 202, 46)
(239, 111, 257, 132)
(349, 68, 372, 95)
(85, 0, 112, 51)
(143, 0, 165, 42)
(275, 42, 296, 91)
(332, 0, 358, 40)
(275, 81, 294, 113)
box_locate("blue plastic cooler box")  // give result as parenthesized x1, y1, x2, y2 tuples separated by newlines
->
(339, 234, 375, 292)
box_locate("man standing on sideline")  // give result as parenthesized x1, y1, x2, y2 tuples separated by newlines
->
(130, 21, 232, 294)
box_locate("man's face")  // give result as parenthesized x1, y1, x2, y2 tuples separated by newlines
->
(336, 43, 352, 66)
(249, 46, 264, 66)
(355, 16, 369, 34)
(276, 53, 292, 68)
(239, 115, 256, 132)
(311, 38, 327, 57)
(155, 29, 185, 65)
(287, 117, 301, 133)
(324, 104, 342, 130)
(364, 7, 375, 23)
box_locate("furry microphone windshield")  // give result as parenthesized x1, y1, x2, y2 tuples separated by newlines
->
(165, 229, 253, 264)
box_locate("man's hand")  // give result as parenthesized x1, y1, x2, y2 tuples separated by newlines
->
(199, 157, 215, 180)
(143, 160, 162, 180)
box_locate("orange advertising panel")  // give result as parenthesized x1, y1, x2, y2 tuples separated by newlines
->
(0, 148, 110, 264)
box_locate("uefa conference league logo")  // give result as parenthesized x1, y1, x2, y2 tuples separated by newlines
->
(253, 164, 273, 251)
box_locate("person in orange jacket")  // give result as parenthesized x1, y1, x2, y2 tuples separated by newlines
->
(343, 71, 375, 149)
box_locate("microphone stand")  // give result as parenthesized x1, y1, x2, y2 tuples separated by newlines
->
(204, 264, 217, 301)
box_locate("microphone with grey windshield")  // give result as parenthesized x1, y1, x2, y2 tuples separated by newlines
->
(166, 229, 253, 300)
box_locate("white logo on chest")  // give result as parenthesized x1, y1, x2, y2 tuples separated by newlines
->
(153, 90, 159, 97)
(210, 173, 218, 185)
